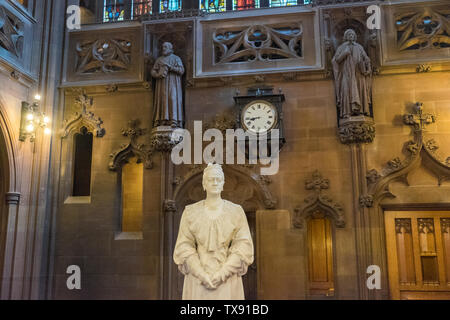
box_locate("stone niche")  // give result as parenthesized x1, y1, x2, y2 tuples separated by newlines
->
(194, 7, 323, 78)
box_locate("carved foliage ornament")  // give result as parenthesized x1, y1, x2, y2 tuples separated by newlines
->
(62, 92, 105, 138)
(76, 38, 132, 74)
(213, 23, 302, 64)
(0, 6, 24, 57)
(294, 170, 345, 229)
(396, 8, 450, 51)
(339, 119, 376, 145)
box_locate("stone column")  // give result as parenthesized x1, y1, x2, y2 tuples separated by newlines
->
(1, 192, 20, 300)
(150, 127, 181, 299)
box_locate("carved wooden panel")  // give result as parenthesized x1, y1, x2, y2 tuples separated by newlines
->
(395, 218, 416, 285)
(307, 213, 334, 298)
(385, 211, 450, 300)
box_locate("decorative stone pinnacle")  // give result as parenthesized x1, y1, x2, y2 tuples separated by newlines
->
(75, 91, 93, 112)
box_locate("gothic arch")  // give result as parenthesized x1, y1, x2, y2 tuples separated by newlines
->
(0, 95, 18, 192)
(0, 95, 17, 297)
(173, 164, 277, 211)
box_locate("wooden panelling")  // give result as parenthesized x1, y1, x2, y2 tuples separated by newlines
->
(385, 211, 450, 300)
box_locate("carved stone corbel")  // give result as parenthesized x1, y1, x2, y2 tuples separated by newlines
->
(149, 127, 183, 153)
(294, 170, 345, 229)
(163, 200, 177, 215)
(62, 92, 105, 138)
(339, 116, 376, 145)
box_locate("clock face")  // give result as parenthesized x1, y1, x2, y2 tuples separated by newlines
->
(242, 101, 277, 134)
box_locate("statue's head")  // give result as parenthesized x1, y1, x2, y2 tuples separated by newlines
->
(162, 42, 174, 56)
(343, 29, 357, 43)
(202, 163, 225, 195)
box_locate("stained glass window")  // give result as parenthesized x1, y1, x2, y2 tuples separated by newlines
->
(232, 0, 260, 10)
(269, 0, 297, 7)
(134, 0, 152, 17)
(200, 0, 226, 13)
(160, 0, 182, 12)
(103, 0, 126, 22)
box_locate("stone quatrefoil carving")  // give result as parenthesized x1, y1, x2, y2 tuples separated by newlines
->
(213, 23, 302, 64)
(396, 8, 450, 51)
(76, 38, 132, 74)
(0, 6, 24, 58)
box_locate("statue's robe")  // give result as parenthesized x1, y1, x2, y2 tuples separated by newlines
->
(332, 41, 372, 118)
(173, 200, 254, 300)
(151, 53, 184, 127)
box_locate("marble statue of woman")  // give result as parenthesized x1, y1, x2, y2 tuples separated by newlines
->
(151, 42, 185, 128)
(332, 29, 372, 118)
(173, 164, 254, 300)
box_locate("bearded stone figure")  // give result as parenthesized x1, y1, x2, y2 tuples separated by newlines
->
(332, 29, 373, 118)
(173, 164, 254, 300)
(151, 42, 184, 128)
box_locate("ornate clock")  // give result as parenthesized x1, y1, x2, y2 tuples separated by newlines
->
(234, 87, 286, 151)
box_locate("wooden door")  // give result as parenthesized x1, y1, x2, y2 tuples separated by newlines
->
(385, 211, 450, 300)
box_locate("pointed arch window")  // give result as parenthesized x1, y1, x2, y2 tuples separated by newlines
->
(72, 127, 93, 197)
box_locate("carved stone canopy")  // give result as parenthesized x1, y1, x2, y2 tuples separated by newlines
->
(294, 170, 345, 229)
(109, 119, 153, 170)
(62, 92, 105, 139)
(361, 102, 450, 207)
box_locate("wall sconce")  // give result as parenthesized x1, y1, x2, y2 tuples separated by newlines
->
(19, 94, 51, 142)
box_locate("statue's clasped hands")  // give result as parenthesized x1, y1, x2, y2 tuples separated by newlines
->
(198, 268, 230, 290)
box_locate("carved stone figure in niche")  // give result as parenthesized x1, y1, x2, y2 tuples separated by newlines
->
(332, 29, 372, 118)
(173, 164, 254, 300)
(151, 42, 185, 128)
